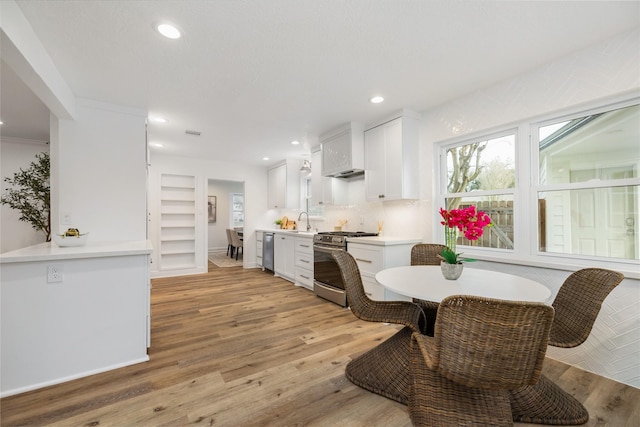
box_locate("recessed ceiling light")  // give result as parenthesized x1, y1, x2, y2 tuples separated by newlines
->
(150, 116, 167, 123)
(0, 120, 3, 125)
(157, 23, 181, 39)
(150, 142, 164, 148)
(262, 157, 270, 161)
(291, 140, 300, 145)
(370, 96, 384, 104)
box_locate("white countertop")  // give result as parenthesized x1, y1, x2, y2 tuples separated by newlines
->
(258, 228, 316, 237)
(346, 236, 422, 246)
(257, 229, 422, 245)
(0, 240, 153, 263)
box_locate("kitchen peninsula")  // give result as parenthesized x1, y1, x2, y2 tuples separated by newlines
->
(0, 240, 153, 397)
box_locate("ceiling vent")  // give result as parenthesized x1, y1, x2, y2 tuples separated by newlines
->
(185, 130, 201, 136)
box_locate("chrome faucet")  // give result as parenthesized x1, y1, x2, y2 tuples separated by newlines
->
(298, 211, 312, 231)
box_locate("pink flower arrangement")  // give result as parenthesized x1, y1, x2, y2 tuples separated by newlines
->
(439, 205, 492, 263)
(440, 205, 492, 240)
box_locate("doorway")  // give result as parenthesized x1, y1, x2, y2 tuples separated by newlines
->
(207, 179, 244, 258)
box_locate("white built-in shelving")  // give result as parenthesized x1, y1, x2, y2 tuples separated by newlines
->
(159, 173, 197, 270)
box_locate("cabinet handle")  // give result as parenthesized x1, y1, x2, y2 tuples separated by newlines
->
(378, 194, 385, 199)
(319, 201, 323, 205)
(300, 259, 310, 263)
(355, 258, 372, 263)
(300, 274, 310, 280)
(300, 244, 310, 248)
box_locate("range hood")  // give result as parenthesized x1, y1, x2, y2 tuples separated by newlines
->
(330, 168, 364, 179)
(320, 122, 364, 178)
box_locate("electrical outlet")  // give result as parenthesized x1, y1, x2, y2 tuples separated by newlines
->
(47, 264, 63, 283)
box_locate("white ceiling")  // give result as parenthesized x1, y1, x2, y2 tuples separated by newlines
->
(2, 0, 639, 167)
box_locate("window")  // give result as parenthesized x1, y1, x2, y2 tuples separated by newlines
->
(535, 103, 639, 261)
(304, 176, 323, 217)
(438, 96, 640, 266)
(442, 131, 516, 249)
(230, 193, 244, 228)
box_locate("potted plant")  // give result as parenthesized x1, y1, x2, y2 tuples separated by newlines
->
(1, 152, 51, 241)
(438, 205, 491, 279)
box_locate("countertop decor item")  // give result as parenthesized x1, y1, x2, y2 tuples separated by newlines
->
(52, 228, 89, 247)
(438, 205, 491, 279)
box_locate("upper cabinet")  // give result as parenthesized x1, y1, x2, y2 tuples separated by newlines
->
(320, 122, 365, 178)
(311, 149, 348, 206)
(268, 160, 301, 209)
(364, 112, 420, 201)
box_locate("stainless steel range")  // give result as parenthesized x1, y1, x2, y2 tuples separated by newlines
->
(313, 231, 378, 306)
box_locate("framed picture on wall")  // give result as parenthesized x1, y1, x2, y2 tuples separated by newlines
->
(208, 196, 216, 222)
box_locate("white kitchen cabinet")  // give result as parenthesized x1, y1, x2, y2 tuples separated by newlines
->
(274, 233, 295, 281)
(268, 160, 301, 209)
(364, 114, 420, 201)
(311, 149, 348, 206)
(347, 238, 420, 301)
(294, 236, 314, 290)
(320, 122, 365, 177)
(256, 231, 263, 268)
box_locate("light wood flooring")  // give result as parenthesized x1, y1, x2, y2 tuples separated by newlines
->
(2, 263, 639, 426)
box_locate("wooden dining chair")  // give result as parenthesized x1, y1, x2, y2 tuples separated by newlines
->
(509, 268, 623, 425)
(410, 243, 447, 336)
(409, 295, 554, 426)
(331, 250, 427, 404)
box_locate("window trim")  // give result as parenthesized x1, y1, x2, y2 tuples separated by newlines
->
(435, 92, 640, 279)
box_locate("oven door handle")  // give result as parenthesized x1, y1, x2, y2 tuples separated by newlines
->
(313, 245, 345, 254)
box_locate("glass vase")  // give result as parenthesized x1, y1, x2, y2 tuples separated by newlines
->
(444, 226, 458, 254)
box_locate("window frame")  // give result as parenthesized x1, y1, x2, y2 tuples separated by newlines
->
(438, 127, 520, 256)
(435, 93, 640, 275)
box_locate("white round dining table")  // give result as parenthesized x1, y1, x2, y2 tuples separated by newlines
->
(375, 265, 551, 303)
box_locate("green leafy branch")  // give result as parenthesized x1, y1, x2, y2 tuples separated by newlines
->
(1, 152, 51, 241)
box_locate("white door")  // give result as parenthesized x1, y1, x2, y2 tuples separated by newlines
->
(570, 166, 636, 259)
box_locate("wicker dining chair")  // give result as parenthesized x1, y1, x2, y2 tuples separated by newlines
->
(409, 295, 554, 426)
(548, 267, 624, 348)
(410, 243, 447, 336)
(331, 250, 427, 404)
(509, 268, 624, 425)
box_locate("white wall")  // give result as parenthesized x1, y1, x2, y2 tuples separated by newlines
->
(208, 180, 243, 252)
(0, 137, 50, 253)
(51, 99, 147, 241)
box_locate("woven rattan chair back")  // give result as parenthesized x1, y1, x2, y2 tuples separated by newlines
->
(331, 250, 426, 333)
(410, 243, 446, 266)
(433, 295, 554, 389)
(409, 243, 447, 335)
(550, 268, 623, 348)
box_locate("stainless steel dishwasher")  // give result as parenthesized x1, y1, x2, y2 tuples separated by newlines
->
(262, 232, 274, 272)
